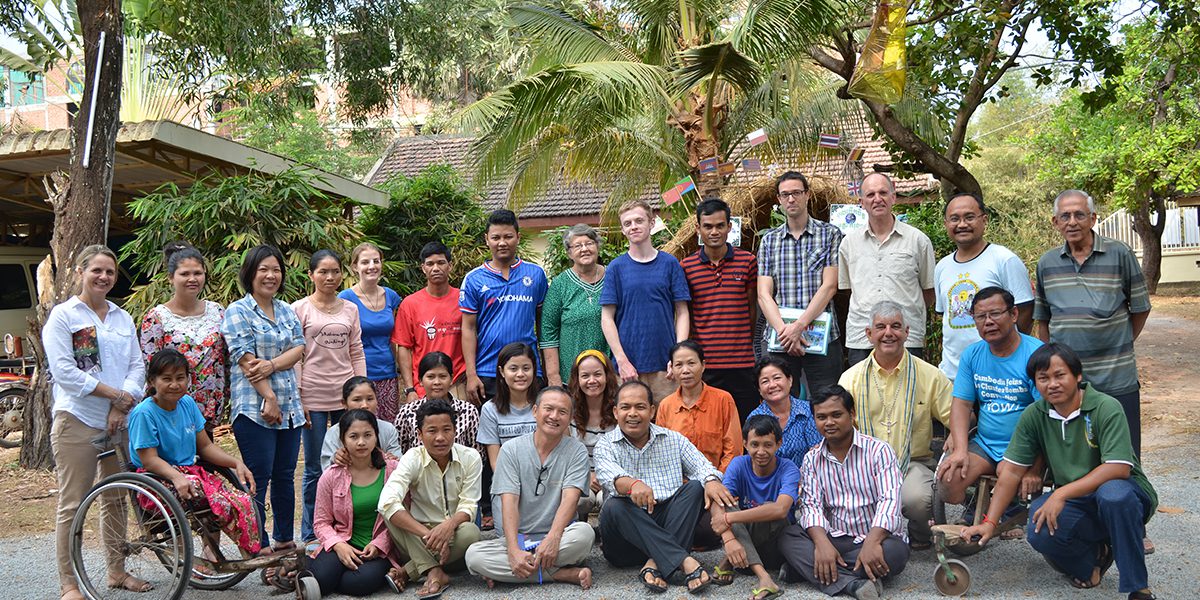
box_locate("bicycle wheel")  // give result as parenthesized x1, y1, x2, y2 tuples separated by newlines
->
(69, 473, 192, 600)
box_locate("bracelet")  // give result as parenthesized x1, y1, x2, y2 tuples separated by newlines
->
(981, 513, 996, 527)
(628, 479, 645, 492)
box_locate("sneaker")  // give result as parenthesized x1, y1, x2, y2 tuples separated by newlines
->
(849, 579, 882, 599)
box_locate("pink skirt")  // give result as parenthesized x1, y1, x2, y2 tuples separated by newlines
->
(374, 378, 399, 424)
(137, 465, 262, 555)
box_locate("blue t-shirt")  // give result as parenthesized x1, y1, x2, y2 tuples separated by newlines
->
(599, 251, 691, 373)
(128, 395, 206, 469)
(953, 333, 1044, 462)
(460, 259, 548, 378)
(339, 287, 402, 381)
(722, 454, 801, 523)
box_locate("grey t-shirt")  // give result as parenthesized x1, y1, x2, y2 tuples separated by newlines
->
(320, 420, 403, 471)
(491, 432, 589, 537)
(477, 401, 537, 446)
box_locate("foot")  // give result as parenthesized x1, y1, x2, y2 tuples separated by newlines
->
(712, 560, 735, 585)
(60, 586, 85, 600)
(681, 557, 711, 593)
(1129, 589, 1157, 600)
(640, 559, 667, 591)
(107, 572, 153, 593)
(418, 572, 450, 597)
(999, 526, 1025, 540)
(849, 579, 882, 600)
(750, 575, 780, 600)
(909, 540, 932, 551)
(1144, 536, 1155, 555)
(386, 567, 409, 593)
(481, 515, 494, 531)
(552, 566, 593, 589)
(484, 577, 495, 589)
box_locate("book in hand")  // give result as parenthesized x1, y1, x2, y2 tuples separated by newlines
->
(516, 533, 543, 551)
(766, 309, 831, 356)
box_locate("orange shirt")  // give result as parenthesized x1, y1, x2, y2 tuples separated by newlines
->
(656, 383, 743, 471)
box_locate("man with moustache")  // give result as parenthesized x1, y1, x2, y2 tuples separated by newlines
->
(464, 386, 595, 588)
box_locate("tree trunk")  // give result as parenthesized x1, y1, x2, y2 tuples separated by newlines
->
(20, 1, 124, 470)
(1131, 191, 1167, 295)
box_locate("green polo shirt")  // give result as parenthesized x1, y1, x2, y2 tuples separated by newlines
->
(1004, 383, 1157, 522)
(1033, 235, 1151, 395)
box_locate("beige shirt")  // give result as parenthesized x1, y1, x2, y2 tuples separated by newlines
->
(838, 218, 935, 349)
(379, 443, 482, 525)
(838, 350, 952, 462)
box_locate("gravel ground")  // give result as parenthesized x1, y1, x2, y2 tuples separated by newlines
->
(8, 432, 1195, 600)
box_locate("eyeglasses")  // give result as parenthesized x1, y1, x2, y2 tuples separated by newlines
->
(778, 190, 808, 199)
(946, 213, 982, 225)
(1056, 211, 1092, 222)
(568, 240, 597, 251)
(971, 310, 1011, 323)
(535, 465, 549, 496)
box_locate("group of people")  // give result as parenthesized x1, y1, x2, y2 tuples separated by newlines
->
(43, 170, 1157, 600)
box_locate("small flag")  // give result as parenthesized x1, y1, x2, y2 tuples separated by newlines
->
(698, 157, 718, 173)
(818, 133, 841, 149)
(848, 147, 865, 161)
(847, 180, 861, 197)
(675, 176, 696, 195)
(717, 162, 736, 176)
(662, 187, 682, 205)
(742, 158, 762, 172)
(747, 128, 768, 146)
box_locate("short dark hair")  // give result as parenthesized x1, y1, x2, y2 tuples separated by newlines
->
(536, 385, 572, 410)
(696, 198, 731, 223)
(810, 384, 855, 413)
(162, 241, 206, 277)
(341, 376, 374, 402)
(755, 355, 792, 382)
(309, 249, 342, 272)
(494, 342, 541, 414)
(616, 380, 653, 403)
(147, 348, 190, 381)
(420, 241, 452, 263)
(775, 171, 809, 193)
(416, 398, 457, 429)
(670, 339, 705, 363)
(1025, 342, 1084, 382)
(945, 191, 987, 215)
(238, 244, 286, 294)
(338, 409, 386, 469)
(971, 286, 1015, 313)
(487, 209, 519, 233)
(418, 351, 454, 380)
(743, 414, 783, 441)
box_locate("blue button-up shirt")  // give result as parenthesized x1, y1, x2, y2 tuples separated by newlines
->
(220, 294, 306, 430)
(749, 397, 822, 468)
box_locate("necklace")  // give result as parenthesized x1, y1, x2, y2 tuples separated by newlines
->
(355, 284, 384, 311)
(871, 368, 904, 436)
(311, 295, 342, 314)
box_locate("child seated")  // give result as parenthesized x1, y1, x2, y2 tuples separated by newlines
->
(321, 376, 404, 470)
(128, 349, 260, 555)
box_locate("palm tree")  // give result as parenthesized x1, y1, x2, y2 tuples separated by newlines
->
(456, 0, 864, 211)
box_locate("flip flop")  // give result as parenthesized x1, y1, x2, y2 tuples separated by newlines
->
(751, 586, 783, 600)
(386, 568, 408, 593)
(108, 573, 153, 593)
(1071, 543, 1113, 589)
(686, 565, 713, 595)
(418, 580, 450, 600)
(639, 567, 668, 593)
(712, 564, 735, 586)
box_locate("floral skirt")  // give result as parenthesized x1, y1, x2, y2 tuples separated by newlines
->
(137, 465, 262, 555)
(374, 378, 399, 424)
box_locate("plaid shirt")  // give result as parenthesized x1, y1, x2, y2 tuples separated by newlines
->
(757, 219, 844, 340)
(220, 294, 306, 430)
(594, 423, 720, 501)
(799, 430, 906, 543)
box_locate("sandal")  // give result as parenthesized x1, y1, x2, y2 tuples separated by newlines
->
(108, 573, 153, 593)
(418, 579, 450, 600)
(639, 567, 668, 593)
(751, 586, 783, 600)
(481, 515, 494, 531)
(60, 587, 85, 600)
(1129, 591, 1157, 600)
(1071, 543, 1113, 589)
(712, 565, 735, 586)
(386, 568, 409, 593)
(686, 565, 713, 595)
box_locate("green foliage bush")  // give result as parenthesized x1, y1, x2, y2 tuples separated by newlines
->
(120, 167, 369, 317)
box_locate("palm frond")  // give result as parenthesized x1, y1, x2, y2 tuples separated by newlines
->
(510, 4, 637, 63)
(672, 41, 762, 95)
(729, 0, 847, 66)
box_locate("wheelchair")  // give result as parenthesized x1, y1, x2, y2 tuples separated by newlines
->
(67, 441, 320, 599)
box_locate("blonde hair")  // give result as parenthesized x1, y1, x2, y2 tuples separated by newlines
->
(75, 244, 118, 271)
(617, 199, 654, 219)
(349, 242, 384, 274)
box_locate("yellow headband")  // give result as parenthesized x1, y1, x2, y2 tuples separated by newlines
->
(574, 349, 609, 368)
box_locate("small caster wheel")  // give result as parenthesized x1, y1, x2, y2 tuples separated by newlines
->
(297, 575, 321, 600)
(933, 558, 971, 596)
(947, 538, 986, 557)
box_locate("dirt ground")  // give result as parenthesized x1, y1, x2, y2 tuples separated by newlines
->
(2, 296, 1198, 539)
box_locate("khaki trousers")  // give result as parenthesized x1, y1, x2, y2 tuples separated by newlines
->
(51, 411, 127, 589)
(385, 519, 480, 580)
(465, 521, 594, 583)
(639, 371, 676, 405)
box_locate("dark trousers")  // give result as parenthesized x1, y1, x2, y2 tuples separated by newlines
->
(704, 367, 760, 425)
(768, 336, 846, 398)
(1028, 479, 1151, 593)
(301, 408, 344, 542)
(727, 511, 789, 570)
(1110, 388, 1142, 459)
(693, 508, 722, 550)
(779, 525, 910, 596)
(309, 549, 391, 596)
(847, 346, 924, 368)
(599, 480, 704, 578)
(231, 416, 302, 546)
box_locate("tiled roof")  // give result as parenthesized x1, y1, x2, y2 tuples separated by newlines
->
(364, 124, 937, 220)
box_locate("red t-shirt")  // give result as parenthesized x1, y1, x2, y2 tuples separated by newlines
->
(391, 287, 465, 395)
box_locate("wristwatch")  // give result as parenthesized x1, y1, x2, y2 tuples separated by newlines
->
(403, 386, 417, 396)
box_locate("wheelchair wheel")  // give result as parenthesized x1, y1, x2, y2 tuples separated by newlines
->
(932, 559, 971, 596)
(297, 575, 321, 600)
(185, 465, 252, 590)
(69, 473, 192, 600)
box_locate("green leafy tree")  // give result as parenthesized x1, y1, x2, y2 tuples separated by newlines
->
(120, 167, 369, 317)
(220, 98, 380, 179)
(1032, 12, 1200, 292)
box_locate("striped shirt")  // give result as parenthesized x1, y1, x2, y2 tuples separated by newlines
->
(757, 219, 844, 341)
(593, 423, 721, 501)
(1033, 235, 1151, 396)
(681, 245, 758, 368)
(220, 295, 306, 430)
(799, 430, 906, 543)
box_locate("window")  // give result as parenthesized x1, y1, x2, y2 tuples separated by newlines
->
(66, 61, 85, 95)
(9, 70, 45, 106)
(0, 265, 33, 310)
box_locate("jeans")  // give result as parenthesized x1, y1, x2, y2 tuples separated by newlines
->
(232, 415, 302, 546)
(301, 408, 344, 542)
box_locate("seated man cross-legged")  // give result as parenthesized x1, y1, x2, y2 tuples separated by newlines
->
(708, 415, 800, 600)
(464, 386, 596, 588)
(594, 380, 736, 594)
(780, 385, 910, 600)
(380, 400, 483, 599)
(962, 344, 1158, 600)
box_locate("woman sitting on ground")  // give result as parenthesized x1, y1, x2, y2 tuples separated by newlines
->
(128, 349, 260, 556)
(394, 351, 480, 455)
(311, 410, 406, 597)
